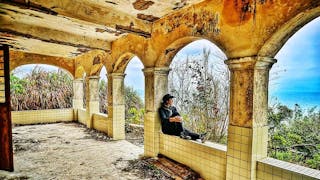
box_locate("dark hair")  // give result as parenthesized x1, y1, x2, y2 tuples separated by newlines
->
(162, 94, 175, 103)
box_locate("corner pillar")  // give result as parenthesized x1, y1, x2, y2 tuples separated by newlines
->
(85, 76, 100, 128)
(107, 73, 125, 140)
(72, 78, 84, 120)
(225, 56, 276, 179)
(143, 67, 170, 157)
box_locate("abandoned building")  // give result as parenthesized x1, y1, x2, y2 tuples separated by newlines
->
(1, 0, 320, 179)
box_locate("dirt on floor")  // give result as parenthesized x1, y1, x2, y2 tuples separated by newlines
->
(0, 123, 171, 180)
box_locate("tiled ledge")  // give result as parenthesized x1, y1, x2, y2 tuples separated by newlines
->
(12, 108, 74, 124)
(257, 158, 320, 179)
(159, 133, 227, 180)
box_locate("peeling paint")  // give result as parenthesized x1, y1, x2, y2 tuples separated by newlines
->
(0, 29, 105, 52)
(173, 0, 187, 10)
(2, 0, 58, 15)
(95, 28, 123, 36)
(192, 11, 220, 36)
(77, 48, 90, 53)
(132, 0, 154, 10)
(93, 55, 101, 65)
(115, 25, 151, 38)
(137, 14, 159, 22)
(105, 1, 118, 5)
(165, 48, 175, 55)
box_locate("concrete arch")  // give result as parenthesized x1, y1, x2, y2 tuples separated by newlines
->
(259, 6, 320, 57)
(74, 50, 111, 77)
(75, 65, 86, 79)
(11, 63, 74, 79)
(10, 51, 74, 77)
(155, 36, 227, 67)
(112, 52, 144, 73)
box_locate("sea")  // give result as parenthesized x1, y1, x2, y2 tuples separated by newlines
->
(269, 91, 320, 110)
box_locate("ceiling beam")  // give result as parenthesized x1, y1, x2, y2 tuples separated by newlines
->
(0, 3, 116, 51)
(1, 0, 152, 35)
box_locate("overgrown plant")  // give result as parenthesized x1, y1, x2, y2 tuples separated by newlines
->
(10, 66, 73, 110)
(125, 86, 144, 124)
(169, 48, 229, 144)
(268, 103, 320, 170)
(99, 79, 107, 114)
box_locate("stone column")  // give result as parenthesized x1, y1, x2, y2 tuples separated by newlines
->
(85, 76, 100, 128)
(143, 67, 170, 157)
(225, 56, 276, 179)
(72, 78, 84, 120)
(107, 73, 125, 140)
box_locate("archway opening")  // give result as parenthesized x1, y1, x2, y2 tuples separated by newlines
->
(124, 56, 145, 147)
(168, 39, 229, 144)
(99, 66, 107, 114)
(268, 17, 320, 170)
(11, 64, 73, 111)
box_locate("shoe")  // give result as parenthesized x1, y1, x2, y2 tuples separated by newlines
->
(180, 132, 192, 140)
(199, 132, 207, 143)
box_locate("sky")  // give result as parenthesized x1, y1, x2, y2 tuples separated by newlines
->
(14, 17, 320, 109)
(269, 17, 320, 108)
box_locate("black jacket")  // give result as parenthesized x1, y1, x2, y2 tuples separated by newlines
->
(158, 104, 183, 136)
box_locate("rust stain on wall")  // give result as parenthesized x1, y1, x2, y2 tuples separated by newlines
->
(222, 0, 272, 26)
(132, 0, 154, 10)
(222, 0, 253, 26)
(93, 55, 101, 65)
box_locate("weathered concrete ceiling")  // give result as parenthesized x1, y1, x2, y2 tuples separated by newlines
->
(0, 3, 127, 57)
(0, 0, 205, 58)
(0, 32, 87, 58)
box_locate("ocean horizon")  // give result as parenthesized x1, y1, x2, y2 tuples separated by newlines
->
(269, 91, 320, 110)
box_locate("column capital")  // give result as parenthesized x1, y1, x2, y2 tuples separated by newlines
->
(87, 75, 100, 80)
(110, 72, 126, 78)
(225, 56, 277, 70)
(143, 67, 170, 75)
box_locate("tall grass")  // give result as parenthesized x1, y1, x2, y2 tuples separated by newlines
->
(10, 66, 73, 110)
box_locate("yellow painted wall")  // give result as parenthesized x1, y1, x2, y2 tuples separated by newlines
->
(92, 113, 108, 134)
(159, 133, 227, 180)
(12, 109, 74, 124)
(78, 108, 87, 125)
(257, 158, 320, 180)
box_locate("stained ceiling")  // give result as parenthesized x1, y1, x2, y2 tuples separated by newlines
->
(0, 0, 205, 58)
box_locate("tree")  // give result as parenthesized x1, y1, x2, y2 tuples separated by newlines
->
(10, 66, 73, 110)
(99, 79, 107, 114)
(268, 102, 320, 170)
(125, 86, 144, 124)
(169, 47, 229, 143)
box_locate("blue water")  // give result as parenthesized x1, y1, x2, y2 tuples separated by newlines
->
(269, 91, 320, 109)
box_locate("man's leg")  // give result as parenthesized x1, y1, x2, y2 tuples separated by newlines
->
(183, 129, 200, 140)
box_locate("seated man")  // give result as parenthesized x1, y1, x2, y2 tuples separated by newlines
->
(158, 94, 206, 143)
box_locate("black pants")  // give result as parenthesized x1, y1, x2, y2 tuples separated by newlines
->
(183, 128, 200, 140)
(163, 122, 200, 140)
(175, 122, 200, 140)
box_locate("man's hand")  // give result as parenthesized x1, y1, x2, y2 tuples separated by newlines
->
(169, 116, 183, 122)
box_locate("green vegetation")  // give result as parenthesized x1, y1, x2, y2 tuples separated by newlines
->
(268, 103, 320, 170)
(124, 86, 144, 125)
(99, 79, 107, 114)
(10, 66, 72, 110)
